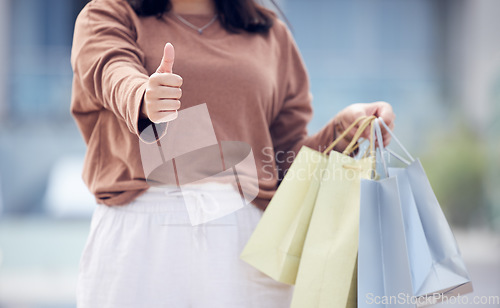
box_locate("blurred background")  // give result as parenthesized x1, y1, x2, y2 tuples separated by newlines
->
(0, 0, 499, 307)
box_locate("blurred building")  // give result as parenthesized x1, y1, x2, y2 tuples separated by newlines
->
(0, 0, 89, 215)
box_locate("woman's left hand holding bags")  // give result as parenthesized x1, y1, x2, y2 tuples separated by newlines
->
(332, 101, 396, 151)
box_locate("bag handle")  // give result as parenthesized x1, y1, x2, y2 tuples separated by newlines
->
(322, 115, 373, 154)
(377, 117, 415, 165)
(342, 116, 377, 155)
(361, 117, 376, 159)
(373, 119, 388, 177)
(322, 115, 377, 155)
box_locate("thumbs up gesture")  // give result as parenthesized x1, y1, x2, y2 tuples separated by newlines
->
(141, 42, 183, 123)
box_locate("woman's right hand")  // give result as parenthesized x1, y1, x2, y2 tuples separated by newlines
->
(141, 42, 183, 123)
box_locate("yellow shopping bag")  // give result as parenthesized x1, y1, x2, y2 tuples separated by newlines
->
(291, 117, 376, 308)
(240, 116, 373, 285)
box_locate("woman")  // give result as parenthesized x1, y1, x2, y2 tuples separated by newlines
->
(71, 0, 395, 307)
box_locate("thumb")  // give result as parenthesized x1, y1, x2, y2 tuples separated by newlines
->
(156, 42, 175, 74)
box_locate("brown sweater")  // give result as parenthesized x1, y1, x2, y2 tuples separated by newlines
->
(70, 0, 337, 209)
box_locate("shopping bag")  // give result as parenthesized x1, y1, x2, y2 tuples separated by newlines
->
(240, 116, 371, 285)
(358, 118, 472, 308)
(240, 146, 326, 284)
(290, 117, 377, 308)
(359, 176, 416, 307)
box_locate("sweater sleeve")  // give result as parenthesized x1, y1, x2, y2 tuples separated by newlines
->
(270, 22, 337, 176)
(70, 0, 158, 138)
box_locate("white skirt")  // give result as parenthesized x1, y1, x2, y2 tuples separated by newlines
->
(76, 184, 293, 308)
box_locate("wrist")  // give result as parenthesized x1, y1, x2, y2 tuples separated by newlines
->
(139, 96, 149, 120)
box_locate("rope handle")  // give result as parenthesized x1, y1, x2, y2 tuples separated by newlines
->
(358, 118, 377, 159)
(374, 119, 388, 177)
(343, 116, 377, 155)
(322, 115, 376, 155)
(377, 117, 415, 165)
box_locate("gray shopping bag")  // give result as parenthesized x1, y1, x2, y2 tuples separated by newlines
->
(358, 119, 472, 308)
(358, 176, 415, 308)
(393, 160, 472, 298)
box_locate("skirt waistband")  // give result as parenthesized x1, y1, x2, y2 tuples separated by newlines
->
(113, 183, 241, 214)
